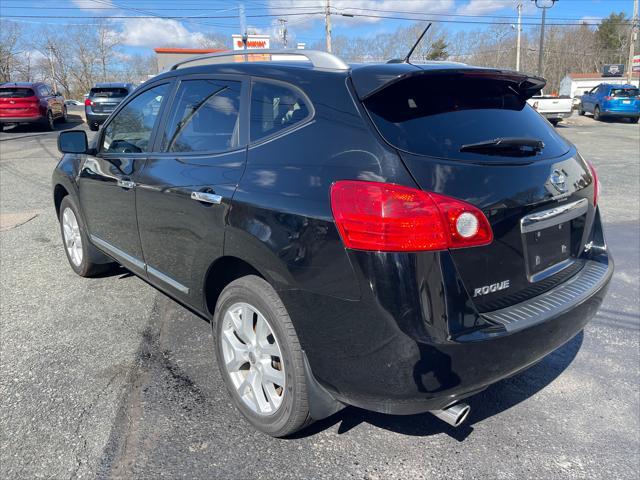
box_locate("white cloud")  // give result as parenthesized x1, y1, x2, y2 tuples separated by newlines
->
(457, 0, 518, 16)
(119, 18, 207, 48)
(268, 0, 455, 25)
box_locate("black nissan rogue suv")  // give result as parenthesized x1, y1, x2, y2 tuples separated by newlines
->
(53, 50, 613, 437)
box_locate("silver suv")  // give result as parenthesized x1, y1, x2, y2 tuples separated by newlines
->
(84, 82, 135, 131)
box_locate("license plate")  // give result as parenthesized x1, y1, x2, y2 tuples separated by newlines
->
(524, 222, 571, 276)
(623, 100, 631, 104)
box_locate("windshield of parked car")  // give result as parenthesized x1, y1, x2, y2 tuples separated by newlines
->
(90, 88, 128, 98)
(363, 74, 571, 161)
(0, 88, 35, 98)
(610, 88, 639, 97)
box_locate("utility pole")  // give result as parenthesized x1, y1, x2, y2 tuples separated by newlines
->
(516, 2, 522, 71)
(532, 0, 558, 77)
(325, 0, 332, 53)
(48, 44, 57, 93)
(628, 0, 638, 84)
(278, 18, 288, 48)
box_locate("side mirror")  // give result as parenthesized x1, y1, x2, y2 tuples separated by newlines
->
(58, 130, 88, 154)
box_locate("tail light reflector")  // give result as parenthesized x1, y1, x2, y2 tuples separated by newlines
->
(84, 98, 93, 106)
(330, 181, 493, 252)
(586, 160, 599, 206)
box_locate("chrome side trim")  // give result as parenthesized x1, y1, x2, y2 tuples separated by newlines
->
(117, 179, 136, 189)
(147, 265, 190, 295)
(482, 260, 611, 333)
(90, 235, 145, 270)
(520, 198, 588, 233)
(191, 191, 222, 205)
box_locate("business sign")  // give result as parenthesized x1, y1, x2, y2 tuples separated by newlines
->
(232, 34, 270, 50)
(633, 55, 640, 73)
(602, 64, 624, 77)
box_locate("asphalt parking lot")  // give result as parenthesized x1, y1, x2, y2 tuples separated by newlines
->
(1, 110, 638, 479)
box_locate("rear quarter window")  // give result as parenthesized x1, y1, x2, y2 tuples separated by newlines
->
(0, 88, 35, 98)
(364, 74, 571, 162)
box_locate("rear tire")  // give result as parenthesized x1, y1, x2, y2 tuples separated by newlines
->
(630, 117, 639, 124)
(89, 123, 99, 131)
(578, 108, 585, 116)
(593, 106, 602, 121)
(58, 196, 112, 277)
(61, 106, 68, 123)
(43, 110, 55, 131)
(213, 275, 311, 437)
(549, 119, 559, 127)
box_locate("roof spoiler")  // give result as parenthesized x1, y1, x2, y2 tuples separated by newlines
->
(352, 66, 546, 101)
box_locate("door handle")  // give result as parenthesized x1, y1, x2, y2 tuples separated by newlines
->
(117, 179, 136, 189)
(191, 191, 222, 205)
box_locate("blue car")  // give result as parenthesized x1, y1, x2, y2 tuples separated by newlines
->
(579, 83, 639, 123)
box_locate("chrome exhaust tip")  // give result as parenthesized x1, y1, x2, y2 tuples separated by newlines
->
(430, 403, 470, 427)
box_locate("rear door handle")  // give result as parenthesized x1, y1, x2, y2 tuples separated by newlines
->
(191, 191, 222, 205)
(117, 179, 136, 189)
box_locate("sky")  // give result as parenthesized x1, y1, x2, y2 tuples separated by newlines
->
(0, 0, 635, 55)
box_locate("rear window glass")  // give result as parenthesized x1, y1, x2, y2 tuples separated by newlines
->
(364, 74, 571, 161)
(90, 88, 129, 98)
(611, 88, 639, 97)
(0, 88, 35, 98)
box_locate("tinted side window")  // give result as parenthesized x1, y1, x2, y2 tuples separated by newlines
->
(250, 81, 310, 142)
(162, 79, 241, 153)
(102, 83, 168, 154)
(38, 86, 50, 97)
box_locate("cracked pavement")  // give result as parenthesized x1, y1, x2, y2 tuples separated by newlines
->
(0, 111, 638, 479)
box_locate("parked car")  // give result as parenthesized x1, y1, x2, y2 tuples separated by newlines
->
(527, 92, 573, 126)
(65, 99, 83, 106)
(53, 51, 612, 437)
(579, 83, 640, 123)
(0, 82, 67, 131)
(84, 82, 135, 131)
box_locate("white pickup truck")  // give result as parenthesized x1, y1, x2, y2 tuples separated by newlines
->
(526, 94, 573, 126)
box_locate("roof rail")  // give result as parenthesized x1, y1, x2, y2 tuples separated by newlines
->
(170, 49, 350, 72)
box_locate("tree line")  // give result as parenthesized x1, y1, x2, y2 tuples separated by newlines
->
(1, 12, 635, 98)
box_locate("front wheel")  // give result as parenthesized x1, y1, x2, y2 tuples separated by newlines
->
(629, 117, 639, 124)
(59, 196, 111, 277)
(213, 275, 311, 437)
(88, 122, 99, 131)
(578, 108, 585, 116)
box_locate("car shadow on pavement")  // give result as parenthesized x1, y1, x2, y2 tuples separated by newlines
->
(293, 331, 583, 442)
(1, 114, 84, 135)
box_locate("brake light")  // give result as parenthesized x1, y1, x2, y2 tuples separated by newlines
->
(330, 181, 493, 252)
(586, 160, 599, 206)
(604, 96, 612, 101)
(84, 98, 93, 106)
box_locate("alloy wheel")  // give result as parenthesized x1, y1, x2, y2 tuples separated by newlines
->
(221, 302, 286, 416)
(62, 208, 83, 267)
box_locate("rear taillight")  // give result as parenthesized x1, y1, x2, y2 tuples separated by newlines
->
(330, 181, 493, 252)
(604, 95, 612, 101)
(84, 98, 93, 106)
(586, 160, 600, 206)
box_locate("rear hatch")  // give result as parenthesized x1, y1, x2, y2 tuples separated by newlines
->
(0, 87, 39, 118)
(88, 87, 129, 114)
(604, 86, 640, 112)
(355, 66, 596, 312)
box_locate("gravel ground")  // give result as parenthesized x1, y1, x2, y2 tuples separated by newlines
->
(1, 110, 638, 479)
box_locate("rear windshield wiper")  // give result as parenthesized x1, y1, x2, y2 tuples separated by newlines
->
(460, 137, 545, 156)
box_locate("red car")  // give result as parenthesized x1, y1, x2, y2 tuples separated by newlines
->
(0, 82, 67, 131)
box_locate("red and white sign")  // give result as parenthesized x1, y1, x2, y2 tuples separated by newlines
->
(633, 54, 640, 73)
(232, 34, 270, 51)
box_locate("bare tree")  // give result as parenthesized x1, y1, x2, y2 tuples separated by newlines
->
(0, 21, 23, 82)
(96, 20, 121, 82)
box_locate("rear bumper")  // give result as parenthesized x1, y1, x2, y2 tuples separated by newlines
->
(85, 112, 110, 125)
(601, 109, 640, 117)
(0, 115, 44, 124)
(280, 208, 613, 415)
(542, 111, 571, 120)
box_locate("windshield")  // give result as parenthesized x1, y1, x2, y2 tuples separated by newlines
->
(364, 74, 571, 161)
(0, 88, 35, 98)
(90, 88, 128, 98)
(611, 88, 639, 98)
